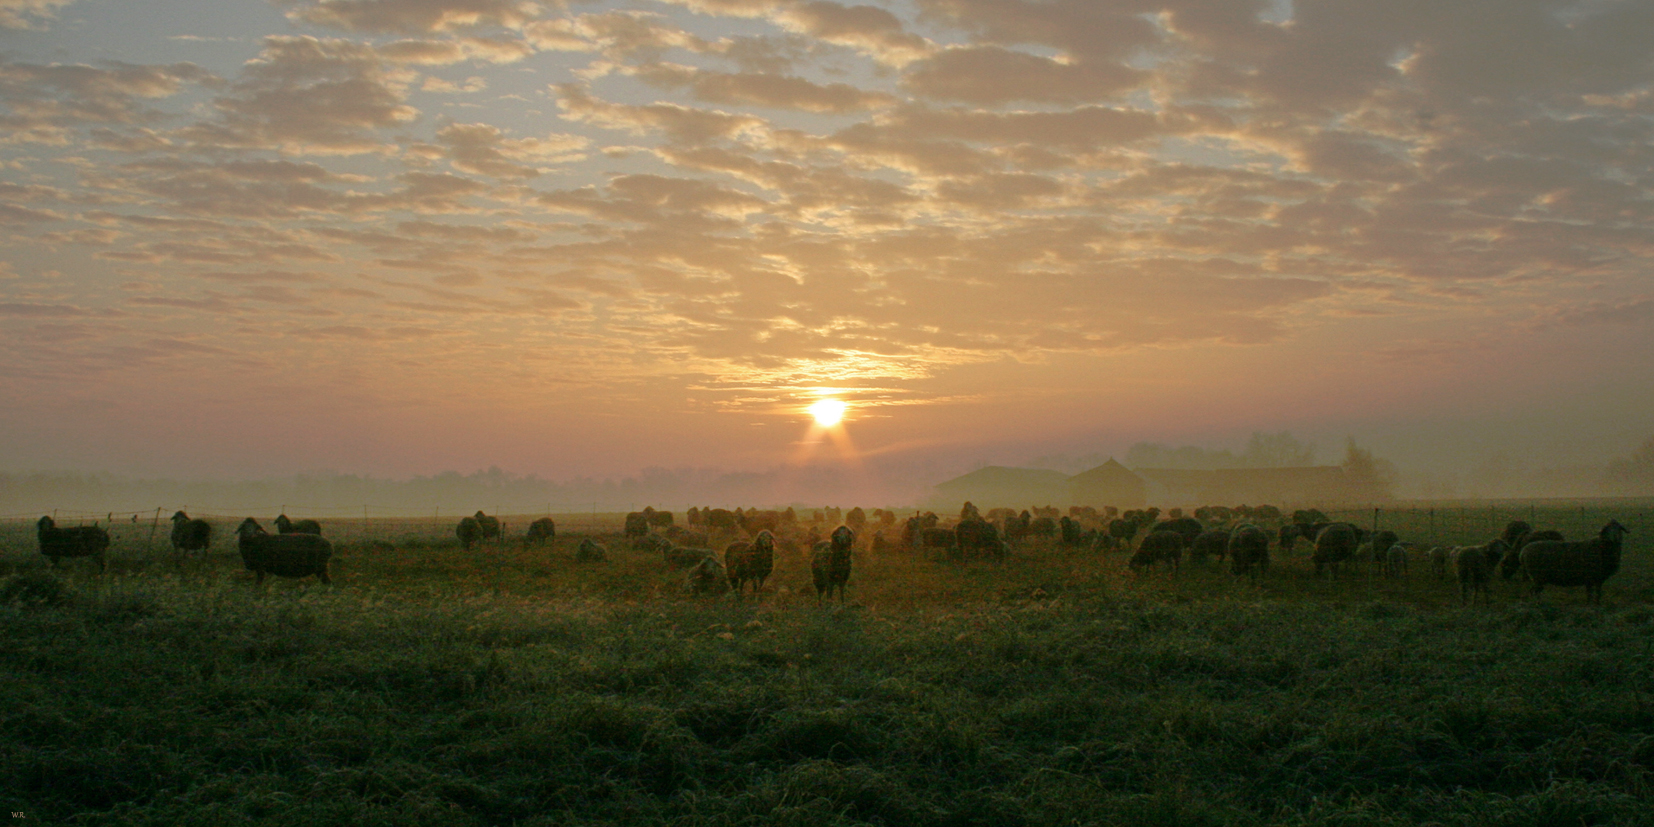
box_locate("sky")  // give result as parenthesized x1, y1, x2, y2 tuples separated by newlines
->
(2, 0, 1653, 497)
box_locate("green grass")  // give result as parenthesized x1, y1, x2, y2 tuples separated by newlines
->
(2, 505, 1653, 825)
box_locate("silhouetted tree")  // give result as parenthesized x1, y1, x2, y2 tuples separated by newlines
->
(1341, 437, 1397, 501)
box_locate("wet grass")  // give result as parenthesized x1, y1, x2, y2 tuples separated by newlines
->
(2, 508, 1652, 825)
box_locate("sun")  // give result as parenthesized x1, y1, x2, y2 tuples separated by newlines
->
(808, 398, 847, 427)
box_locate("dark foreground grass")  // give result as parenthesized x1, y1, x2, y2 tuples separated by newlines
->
(3, 517, 1653, 826)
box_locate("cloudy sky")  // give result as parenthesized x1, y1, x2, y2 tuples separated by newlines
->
(3, 0, 1652, 491)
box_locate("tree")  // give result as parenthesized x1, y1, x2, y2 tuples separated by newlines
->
(1341, 437, 1397, 501)
(1602, 436, 1654, 495)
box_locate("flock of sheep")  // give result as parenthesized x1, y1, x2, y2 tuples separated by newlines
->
(26, 501, 1633, 606)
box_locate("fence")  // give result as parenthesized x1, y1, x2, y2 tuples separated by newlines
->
(1317, 502, 1654, 549)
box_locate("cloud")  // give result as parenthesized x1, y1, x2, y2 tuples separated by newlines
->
(633, 62, 896, 113)
(0, 57, 217, 144)
(0, 0, 76, 30)
(282, 0, 541, 34)
(430, 121, 589, 178)
(903, 45, 1146, 105)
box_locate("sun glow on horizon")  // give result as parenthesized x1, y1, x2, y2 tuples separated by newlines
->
(808, 398, 848, 427)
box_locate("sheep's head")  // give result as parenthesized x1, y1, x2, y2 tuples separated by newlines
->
(236, 517, 265, 538)
(37, 515, 54, 531)
(831, 525, 854, 549)
(1603, 520, 1629, 542)
(754, 530, 775, 553)
(171, 511, 189, 523)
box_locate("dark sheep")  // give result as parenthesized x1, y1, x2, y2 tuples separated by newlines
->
(725, 530, 776, 595)
(1026, 516, 1058, 541)
(473, 511, 501, 542)
(954, 518, 1006, 561)
(1501, 529, 1563, 580)
(704, 508, 738, 531)
(1103, 518, 1138, 551)
(624, 511, 650, 538)
(1228, 524, 1269, 578)
(647, 509, 674, 529)
(576, 538, 607, 562)
(1312, 522, 1360, 577)
(811, 525, 855, 604)
(37, 516, 110, 571)
(1292, 508, 1329, 525)
(960, 501, 982, 521)
(1058, 516, 1094, 546)
(846, 507, 867, 530)
(1277, 524, 1302, 554)
(1153, 517, 1203, 548)
(902, 512, 939, 550)
(738, 510, 784, 536)
(665, 543, 713, 570)
(1519, 520, 1629, 604)
(687, 506, 702, 526)
(1130, 530, 1183, 572)
(525, 517, 556, 546)
(919, 526, 955, 556)
(1187, 528, 1231, 563)
(1500, 520, 1534, 549)
(273, 514, 321, 535)
(664, 525, 709, 548)
(235, 518, 331, 584)
(456, 516, 482, 550)
(1454, 538, 1509, 606)
(171, 510, 212, 555)
(686, 555, 731, 595)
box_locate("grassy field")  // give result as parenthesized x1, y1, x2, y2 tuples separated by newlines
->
(3, 504, 1653, 825)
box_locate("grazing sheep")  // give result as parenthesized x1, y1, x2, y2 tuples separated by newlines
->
(919, 526, 956, 556)
(954, 518, 1007, 561)
(687, 506, 702, 526)
(664, 543, 714, 570)
(1428, 546, 1450, 580)
(846, 507, 867, 531)
(1454, 539, 1509, 606)
(1500, 520, 1534, 549)
(1228, 524, 1269, 579)
(725, 530, 776, 595)
(1370, 530, 1399, 563)
(468, 511, 501, 543)
(1292, 508, 1329, 525)
(1130, 530, 1183, 572)
(171, 510, 212, 555)
(456, 516, 482, 550)
(273, 513, 321, 535)
(1277, 524, 1301, 555)
(811, 525, 855, 604)
(1188, 528, 1231, 563)
(623, 511, 650, 538)
(704, 508, 738, 531)
(1312, 523, 1361, 577)
(235, 518, 331, 584)
(37, 516, 110, 571)
(1501, 529, 1563, 580)
(686, 555, 731, 595)
(576, 538, 607, 562)
(1102, 518, 1138, 551)
(1519, 520, 1629, 604)
(1026, 516, 1058, 541)
(525, 517, 556, 546)
(647, 508, 674, 529)
(1058, 516, 1095, 547)
(664, 526, 709, 548)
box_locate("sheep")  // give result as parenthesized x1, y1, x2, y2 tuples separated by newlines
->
(473, 511, 501, 542)
(1384, 542, 1412, 579)
(1026, 516, 1058, 541)
(1312, 523, 1361, 577)
(919, 526, 955, 557)
(1188, 528, 1231, 563)
(647, 508, 674, 529)
(36, 515, 110, 571)
(1153, 517, 1204, 547)
(1501, 529, 1563, 581)
(1058, 516, 1095, 547)
(1428, 546, 1450, 579)
(170, 510, 212, 555)
(273, 513, 321, 535)
(960, 501, 981, 521)
(456, 516, 482, 550)
(1519, 520, 1629, 604)
(664, 525, 709, 548)
(1277, 524, 1302, 555)
(954, 517, 1007, 561)
(738, 510, 783, 536)
(525, 517, 556, 546)
(686, 555, 731, 595)
(1228, 524, 1269, 578)
(703, 508, 738, 531)
(235, 518, 331, 584)
(665, 543, 714, 570)
(1130, 530, 1183, 572)
(1454, 538, 1509, 606)
(811, 525, 855, 604)
(845, 507, 867, 531)
(576, 538, 607, 562)
(725, 530, 776, 595)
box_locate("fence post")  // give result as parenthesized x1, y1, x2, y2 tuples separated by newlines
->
(146, 506, 162, 555)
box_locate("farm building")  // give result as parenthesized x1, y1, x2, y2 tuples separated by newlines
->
(1069, 458, 1147, 509)
(927, 466, 1073, 512)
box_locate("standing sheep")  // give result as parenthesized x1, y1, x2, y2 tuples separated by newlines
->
(1187, 528, 1231, 563)
(1227, 524, 1270, 579)
(954, 518, 1006, 561)
(576, 538, 607, 562)
(1454, 539, 1509, 606)
(725, 530, 776, 595)
(273, 514, 322, 535)
(473, 511, 501, 542)
(1519, 520, 1629, 604)
(1501, 529, 1564, 581)
(171, 511, 212, 556)
(37, 516, 110, 571)
(235, 518, 332, 584)
(1427, 546, 1450, 580)
(1312, 523, 1361, 577)
(811, 525, 855, 604)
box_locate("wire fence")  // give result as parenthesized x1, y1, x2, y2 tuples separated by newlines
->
(1317, 502, 1654, 549)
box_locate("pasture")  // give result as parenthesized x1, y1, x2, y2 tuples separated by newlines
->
(3, 502, 1653, 825)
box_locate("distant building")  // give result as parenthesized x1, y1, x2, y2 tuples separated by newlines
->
(927, 465, 1073, 512)
(1133, 466, 1352, 506)
(1069, 458, 1146, 509)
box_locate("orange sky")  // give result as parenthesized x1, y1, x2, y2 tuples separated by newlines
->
(2, 0, 1652, 497)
